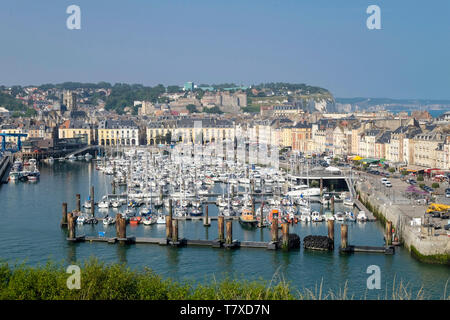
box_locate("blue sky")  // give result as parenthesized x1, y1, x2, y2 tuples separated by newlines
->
(1, 0, 449, 99)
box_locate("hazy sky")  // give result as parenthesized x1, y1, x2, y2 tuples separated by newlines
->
(1, 0, 449, 99)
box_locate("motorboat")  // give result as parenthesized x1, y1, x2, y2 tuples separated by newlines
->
(343, 198, 354, 207)
(189, 208, 203, 217)
(98, 200, 110, 209)
(345, 211, 356, 222)
(156, 214, 166, 224)
(239, 208, 258, 228)
(334, 212, 345, 222)
(102, 216, 115, 225)
(357, 211, 368, 222)
(311, 211, 324, 222)
(111, 200, 122, 208)
(300, 212, 311, 223)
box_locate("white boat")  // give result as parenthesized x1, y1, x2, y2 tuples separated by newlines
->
(102, 216, 115, 225)
(83, 200, 92, 209)
(76, 215, 86, 224)
(334, 212, 345, 222)
(156, 214, 166, 224)
(311, 211, 323, 222)
(287, 188, 321, 197)
(68, 154, 76, 161)
(343, 198, 354, 207)
(300, 213, 311, 223)
(98, 200, 110, 208)
(142, 216, 156, 225)
(357, 211, 368, 222)
(111, 200, 121, 208)
(345, 211, 356, 222)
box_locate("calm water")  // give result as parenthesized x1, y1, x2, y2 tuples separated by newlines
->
(1, 161, 448, 299)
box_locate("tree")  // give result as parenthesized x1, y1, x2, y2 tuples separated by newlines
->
(186, 104, 198, 113)
(388, 167, 395, 173)
(204, 106, 223, 114)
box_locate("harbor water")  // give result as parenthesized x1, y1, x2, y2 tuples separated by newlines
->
(0, 161, 448, 299)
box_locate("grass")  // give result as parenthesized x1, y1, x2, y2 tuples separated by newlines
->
(0, 259, 448, 300)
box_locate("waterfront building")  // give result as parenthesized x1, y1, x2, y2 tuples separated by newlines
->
(98, 119, 139, 146)
(146, 118, 235, 145)
(413, 128, 447, 168)
(59, 120, 96, 145)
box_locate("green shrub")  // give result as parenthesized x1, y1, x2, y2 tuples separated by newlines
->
(388, 167, 395, 173)
(419, 183, 425, 189)
(431, 183, 439, 189)
(417, 175, 424, 182)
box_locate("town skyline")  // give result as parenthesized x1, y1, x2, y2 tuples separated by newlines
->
(1, 1, 449, 100)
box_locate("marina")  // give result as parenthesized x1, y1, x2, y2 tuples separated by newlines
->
(1, 146, 448, 299)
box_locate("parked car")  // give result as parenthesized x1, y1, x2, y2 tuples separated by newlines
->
(385, 181, 392, 187)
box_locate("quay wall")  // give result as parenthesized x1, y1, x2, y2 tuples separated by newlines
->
(0, 154, 12, 183)
(356, 183, 450, 265)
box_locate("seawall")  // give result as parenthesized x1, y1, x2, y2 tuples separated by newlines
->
(355, 182, 450, 265)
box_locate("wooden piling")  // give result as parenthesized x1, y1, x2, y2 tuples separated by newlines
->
(281, 223, 289, 249)
(327, 219, 334, 242)
(169, 198, 173, 218)
(320, 178, 323, 197)
(76, 194, 81, 212)
(331, 195, 335, 214)
(203, 205, 210, 226)
(225, 220, 232, 244)
(165, 215, 172, 240)
(67, 212, 75, 239)
(271, 219, 278, 242)
(172, 219, 179, 243)
(259, 200, 265, 228)
(90, 186, 95, 217)
(340, 224, 348, 249)
(218, 215, 225, 242)
(386, 220, 392, 246)
(116, 214, 126, 239)
(61, 202, 68, 227)
(251, 197, 255, 214)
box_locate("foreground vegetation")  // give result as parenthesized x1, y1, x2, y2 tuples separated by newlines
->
(0, 259, 447, 300)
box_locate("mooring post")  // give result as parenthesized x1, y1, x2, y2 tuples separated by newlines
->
(282, 222, 289, 249)
(331, 195, 335, 214)
(203, 205, 210, 226)
(218, 215, 225, 242)
(112, 182, 116, 195)
(67, 212, 75, 239)
(76, 194, 81, 212)
(251, 197, 255, 214)
(271, 219, 278, 243)
(90, 186, 95, 217)
(386, 220, 392, 246)
(340, 224, 348, 249)
(172, 219, 179, 243)
(328, 219, 334, 249)
(259, 199, 265, 228)
(115, 213, 121, 238)
(169, 198, 173, 218)
(61, 202, 68, 227)
(159, 186, 163, 203)
(320, 177, 323, 197)
(166, 215, 172, 240)
(225, 220, 232, 244)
